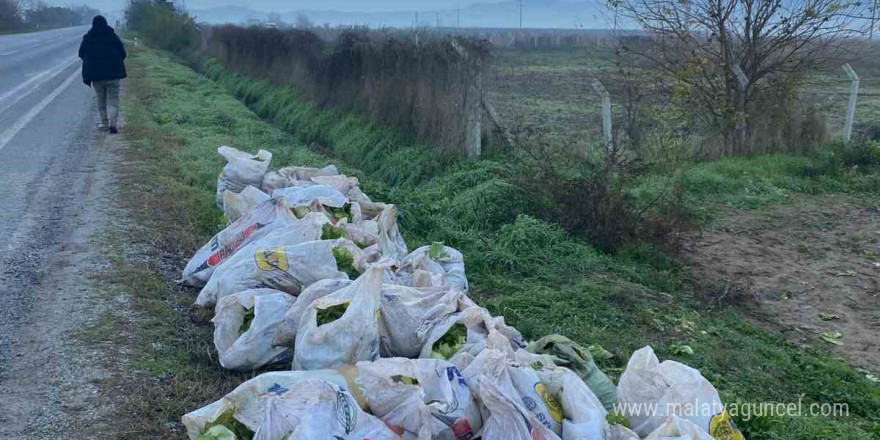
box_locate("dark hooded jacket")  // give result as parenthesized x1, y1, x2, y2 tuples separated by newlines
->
(78, 16, 127, 86)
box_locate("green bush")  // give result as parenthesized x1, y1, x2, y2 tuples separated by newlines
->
(125, 0, 197, 53)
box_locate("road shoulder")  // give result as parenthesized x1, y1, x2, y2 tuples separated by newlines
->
(0, 125, 127, 438)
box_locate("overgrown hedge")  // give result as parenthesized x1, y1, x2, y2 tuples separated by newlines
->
(201, 25, 491, 155)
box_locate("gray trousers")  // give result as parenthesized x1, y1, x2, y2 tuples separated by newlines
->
(93, 79, 120, 128)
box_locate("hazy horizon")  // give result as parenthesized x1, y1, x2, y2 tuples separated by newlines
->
(47, 0, 528, 14)
(38, 0, 612, 29)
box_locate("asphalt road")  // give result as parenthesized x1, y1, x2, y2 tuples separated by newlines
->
(0, 26, 120, 435)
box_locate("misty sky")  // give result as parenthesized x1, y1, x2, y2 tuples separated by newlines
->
(66, 0, 515, 13)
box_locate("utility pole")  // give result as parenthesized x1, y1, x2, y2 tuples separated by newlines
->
(519, 0, 524, 29)
(414, 11, 419, 28)
(436, 12, 440, 28)
(871, 0, 877, 41)
(457, 7, 461, 27)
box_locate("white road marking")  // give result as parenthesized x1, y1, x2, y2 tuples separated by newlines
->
(0, 69, 80, 151)
(0, 56, 78, 114)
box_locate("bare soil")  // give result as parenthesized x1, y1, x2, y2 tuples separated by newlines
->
(685, 194, 880, 374)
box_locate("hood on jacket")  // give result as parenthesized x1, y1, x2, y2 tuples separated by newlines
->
(87, 15, 113, 36)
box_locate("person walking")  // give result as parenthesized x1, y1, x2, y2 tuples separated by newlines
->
(78, 15, 127, 134)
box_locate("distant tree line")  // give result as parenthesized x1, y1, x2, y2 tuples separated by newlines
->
(0, 0, 98, 33)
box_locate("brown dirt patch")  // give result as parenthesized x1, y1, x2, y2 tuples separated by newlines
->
(685, 193, 880, 374)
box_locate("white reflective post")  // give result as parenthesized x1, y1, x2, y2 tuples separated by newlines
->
(842, 63, 859, 141)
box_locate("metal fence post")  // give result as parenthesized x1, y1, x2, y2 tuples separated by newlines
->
(842, 63, 859, 141)
(591, 79, 612, 152)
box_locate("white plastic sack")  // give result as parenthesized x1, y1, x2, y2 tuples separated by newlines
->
(377, 204, 409, 262)
(349, 186, 375, 211)
(534, 362, 608, 440)
(273, 185, 349, 209)
(473, 352, 563, 440)
(342, 219, 380, 247)
(181, 198, 300, 287)
(214, 289, 295, 371)
(608, 425, 640, 440)
(507, 362, 564, 435)
(422, 305, 526, 361)
(260, 171, 291, 194)
(223, 186, 271, 223)
(311, 174, 359, 195)
(618, 346, 738, 438)
(357, 358, 483, 440)
(397, 244, 467, 292)
(272, 278, 353, 348)
(216, 146, 272, 207)
(277, 164, 339, 182)
(379, 284, 464, 358)
(645, 416, 715, 440)
(254, 379, 399, 440)
(293, 262, 388, 371)
(196, 238, 365, 308)
(182, 371, 351, 439)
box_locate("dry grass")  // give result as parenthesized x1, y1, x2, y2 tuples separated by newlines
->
(203, 25, 490, 155)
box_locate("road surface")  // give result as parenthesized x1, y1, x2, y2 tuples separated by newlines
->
(0, 26, 122, 437)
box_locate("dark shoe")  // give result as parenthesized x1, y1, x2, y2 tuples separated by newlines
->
(97, 123, 109, 132)
(108, 126, 119, 134)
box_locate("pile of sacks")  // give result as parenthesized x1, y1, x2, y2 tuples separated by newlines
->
(181, 147, 745, 440)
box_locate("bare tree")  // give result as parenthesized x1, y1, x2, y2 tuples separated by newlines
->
(616, 0, 863, 155)
(0, 0, 24, 31)
(294, 12, 312, 29)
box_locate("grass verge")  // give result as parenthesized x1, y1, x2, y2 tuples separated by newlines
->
(111, 46, 880, 439)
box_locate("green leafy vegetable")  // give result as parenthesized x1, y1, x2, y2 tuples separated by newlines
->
(203, 409, 253, 440)
(196, 425, 236, 440)
(429, 241, 447, 260)
(292, 206, 311, 218)
(238, 308, 255, 335)
(669, 344, 695, 356)
(587, 344, 614, 361)
(431, 324, 467, 360)
(327, 204, 353, 222)
(317, 302, 349, 326)
(606, 411, 631, 428)
(391, 375, 419, 386)
(321, 223, 346, 240)
(333, 247, 360, 279)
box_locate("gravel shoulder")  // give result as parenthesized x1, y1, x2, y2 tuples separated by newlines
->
(0, 123, 129, 438)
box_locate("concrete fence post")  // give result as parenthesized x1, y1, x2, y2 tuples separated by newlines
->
(842, 63, 859, 141)
(466, 69, 483, 160)
(482, 96, 516, 150)
(591, 79, 612, 152)
(452, 39, 482, 160)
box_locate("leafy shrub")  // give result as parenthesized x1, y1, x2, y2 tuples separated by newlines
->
(125, 0, 198, 53)
(509, 126, 689, 252)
